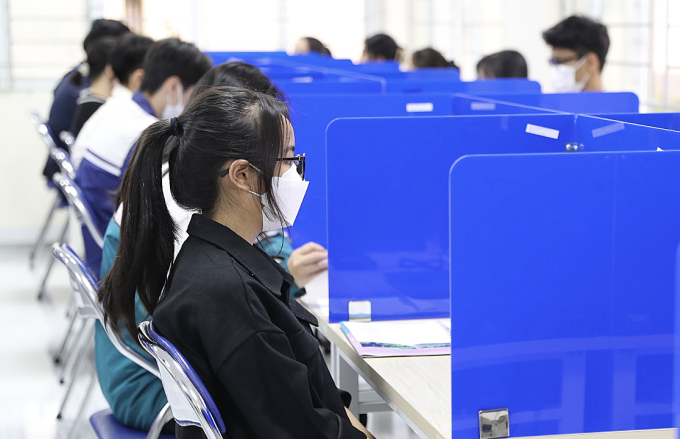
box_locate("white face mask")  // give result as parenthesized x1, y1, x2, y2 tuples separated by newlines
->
(249, 164, 309, 232)
(162, 83, 185, 119)
(549, 56, 590, 93)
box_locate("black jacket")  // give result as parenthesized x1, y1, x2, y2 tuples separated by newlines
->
(153, 214, 365, 439)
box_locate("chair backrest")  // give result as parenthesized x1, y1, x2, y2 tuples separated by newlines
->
(51, 243, 160, 378)
(51, 172, 104, 249)
(28, 113, 76, 180)
(138, 321, 226, 439)
(59, 131, 75, 148)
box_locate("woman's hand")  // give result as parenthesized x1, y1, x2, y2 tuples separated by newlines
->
(288, 242, 328, 287)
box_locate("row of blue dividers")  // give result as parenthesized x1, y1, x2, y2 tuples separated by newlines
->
(449, 151, 680, 437)
(324, 114, 680, 324)
(287, 93, 561, 249)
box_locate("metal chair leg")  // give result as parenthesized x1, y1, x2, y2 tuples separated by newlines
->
(54, 307, 78, 365)
(146, 403, 173, 439)
(29, 193, 61, 270)
(37, 215, 69, 301)
(59, 319, 89, 385)
(56, 346, 85, 419)
(67, 362, 97, 439)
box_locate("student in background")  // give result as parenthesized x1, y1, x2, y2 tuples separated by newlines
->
(411, 47, 458, 69)
(100, 85, 371, 439)
(69, 36, 118, 137)
(361, 33, 401, 62)
(73, 38, 211, 277)
(70, 33, 154, 165)
(543, 15, 609, 92)
(476, 50, 528, 79)
(43, 19, 130, 180)
(294, 37, 332, 56)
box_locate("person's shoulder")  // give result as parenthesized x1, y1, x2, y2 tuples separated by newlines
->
(172, 238, 247, 296)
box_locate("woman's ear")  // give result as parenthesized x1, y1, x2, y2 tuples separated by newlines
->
(227, 159, 257, 193)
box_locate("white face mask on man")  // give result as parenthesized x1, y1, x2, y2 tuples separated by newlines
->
(549, 56, 590, 93)
(162, 83, 185, 119)
(249, 163, 309, 232)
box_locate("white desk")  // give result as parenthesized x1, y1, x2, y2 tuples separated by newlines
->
(300, 276, 675, 439)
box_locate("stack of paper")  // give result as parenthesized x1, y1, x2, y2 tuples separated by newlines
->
(340, 319, 451, 357)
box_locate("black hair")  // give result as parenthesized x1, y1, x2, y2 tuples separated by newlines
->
(412, 48, 458, 69)
(477, 50, 528, 78)
(364, 33, 401, 61)
(543, 15, 610, 71)
(303, 37, 332, 56)
(100, 86, 291, 340)
(139, 38, 213, 94)
(69, 36, 118, 86)
(83, 19, 130, 52)
(111, 33, 155, 85)
(188, 61, 284, 103)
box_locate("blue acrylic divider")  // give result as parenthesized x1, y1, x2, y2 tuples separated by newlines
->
(288, 94, 554, 249)
(449, 151, 680, 437)
(385, 78, 541, 94)
(325, 115, 680, 323)
(288, 93, 459, 248)
(452, 94, 558, 116)
(479, 91, 639, 113)
(591, 112, 680, 132)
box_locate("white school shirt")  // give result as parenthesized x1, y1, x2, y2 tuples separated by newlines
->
(71, 85, 156, 169)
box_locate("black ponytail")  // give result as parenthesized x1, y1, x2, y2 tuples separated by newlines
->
(99, 118, 177, 339)
(100, 86, 290, 342)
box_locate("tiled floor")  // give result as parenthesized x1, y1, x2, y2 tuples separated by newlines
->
(0, 244, 419, 439)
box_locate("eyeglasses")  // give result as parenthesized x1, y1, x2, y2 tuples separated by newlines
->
(548, 56, 581, 66)
(218, 153, 306, 180)
(276, 153, 306, 180)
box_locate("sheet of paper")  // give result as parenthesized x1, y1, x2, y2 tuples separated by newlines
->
(341, 320, 450, 347)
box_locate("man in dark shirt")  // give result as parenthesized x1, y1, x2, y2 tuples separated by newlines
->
(42, 18, 129, 179)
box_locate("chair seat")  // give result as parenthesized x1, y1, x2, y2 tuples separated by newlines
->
(90, 409, 175, 439)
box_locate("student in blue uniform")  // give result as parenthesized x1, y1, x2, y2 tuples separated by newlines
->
(69, 36, 118, 137)
(93, 62, 307, 433)
(43, 19, 130, 179)
(73, 38, 211, 276)
(70, 33, 154, 166)
(100, 86, 372, 439)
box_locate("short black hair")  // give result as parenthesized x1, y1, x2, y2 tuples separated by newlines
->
(83, 19, 130, 52)
(69, 36, 119, 86)
(477, 50, 528, 78)
(303, 37, 332, 56)
(111, 33, 154, 85)
(139, 38, 212, 94)
(543, 15, 609, 71)
(412, 48, 457, 69)
(364, 33, 400, 61)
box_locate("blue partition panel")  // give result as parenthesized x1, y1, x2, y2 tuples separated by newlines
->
(276, 78, 384, 94)
(449, 151, 680, 437)
(326, 116, 680, 323)
(480, 92, 639, 113)
(326, 114, 575, 323)
(591, 112, 680, 132)
(288, 93, 458, 248)
(452, 95, 558, 116)
(289, 94, 555, 249)
(385, 78, 541, 94)
(576, 115, 680, 151)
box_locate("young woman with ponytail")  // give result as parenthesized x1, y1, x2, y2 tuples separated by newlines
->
(99, 86, 370, 439)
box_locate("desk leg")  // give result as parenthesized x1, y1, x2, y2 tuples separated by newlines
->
(331, 343, 359, 416)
